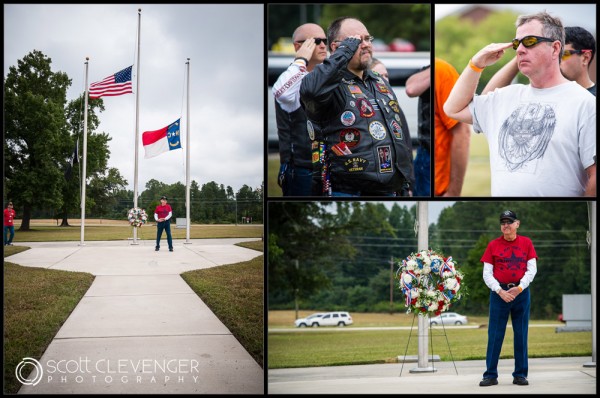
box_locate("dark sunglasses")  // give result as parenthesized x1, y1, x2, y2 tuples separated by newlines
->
(512, 35, 556, 50)
(562, 48, 592, 60)
(295, 38, 328, 46)
(500, 220, 515, 225)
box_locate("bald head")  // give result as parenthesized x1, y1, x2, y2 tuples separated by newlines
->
(291, 23, 328, 68)
(292, 23, 326, 43)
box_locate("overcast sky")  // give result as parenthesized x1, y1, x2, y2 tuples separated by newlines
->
(435, 4, 596, 35)
(4, 4, 264, 195)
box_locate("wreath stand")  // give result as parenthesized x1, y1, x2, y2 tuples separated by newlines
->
(399, 313, 459, 377)
(128, 225, 144, 245)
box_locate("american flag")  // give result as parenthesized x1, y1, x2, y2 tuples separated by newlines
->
(89, 65, 133, 99)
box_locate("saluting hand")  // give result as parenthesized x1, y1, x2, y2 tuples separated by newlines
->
(472, 42, 514, 69)
(296, 37, 316, 62)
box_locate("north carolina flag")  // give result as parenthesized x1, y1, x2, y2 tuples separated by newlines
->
(142, 119, 182, 159)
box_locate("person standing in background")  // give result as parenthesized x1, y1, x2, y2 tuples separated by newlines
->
(4, 201, 16, 246)
(154, 195, 173, 252)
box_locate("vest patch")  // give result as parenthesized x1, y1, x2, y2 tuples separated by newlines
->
(369, 121, 387, 140)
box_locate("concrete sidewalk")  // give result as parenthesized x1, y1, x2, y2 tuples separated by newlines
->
(8, 239, 264, 394)
(268, 356, 596, 394)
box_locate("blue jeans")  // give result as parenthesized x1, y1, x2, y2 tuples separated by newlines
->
(4, 225, 15, 245)
(483, 287, 530, 379)
(281, 163, 313, 196)
(413, 146, 430, 197)
(156, 220, 173, 250)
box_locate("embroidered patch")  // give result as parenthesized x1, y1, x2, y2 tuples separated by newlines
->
(348, 85, 363, 95)
(349, 100, 356, 108)
(340, 111, 356, 126)
(388, 100, 400, 113)
(377, 145, 393, 173)
(375, 83, 390, 94)
(357, 98, 375, 118)
(307, 120, 315, 140)
(343, 157, 369, 173)
(369, 121, 387, 140)
(339, 128, 361, 148)
(390, 120, 403, 140)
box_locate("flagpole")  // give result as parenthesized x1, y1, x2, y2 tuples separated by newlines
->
(132, 8, 141, 245)
(80, 57, 90, 246)
(185, 58, 191, 244)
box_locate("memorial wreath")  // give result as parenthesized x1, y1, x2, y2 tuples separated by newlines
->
(397, 250, 464, 316)
(127, 207, 148, 228)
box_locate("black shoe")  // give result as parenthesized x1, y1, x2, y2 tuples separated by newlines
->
(155, 247, 159, 251)
(479, 378, 498, 387)
(513, 376, 528, 385)
(169, 248, 173, 252)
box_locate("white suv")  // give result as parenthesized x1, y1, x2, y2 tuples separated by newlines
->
(313, 312, 353, 327)
(294, 313, 324, 327)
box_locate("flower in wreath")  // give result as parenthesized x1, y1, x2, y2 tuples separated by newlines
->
(127, 207, 148, 228)
(396, 249, 464, 316)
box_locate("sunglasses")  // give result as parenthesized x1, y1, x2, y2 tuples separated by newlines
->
(334, 35, 375, 44)
(512, 35, 556, 50)
(295, 38, 328, 46)
(500, 220, 515, 225)
(562, 48, 592, 60)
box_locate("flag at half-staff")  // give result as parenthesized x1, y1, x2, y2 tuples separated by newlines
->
(89, 65, 133, 99)
(142, 118, 182, 159)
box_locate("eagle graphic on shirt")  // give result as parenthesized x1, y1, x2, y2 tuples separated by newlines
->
(498, 103, 556, 171)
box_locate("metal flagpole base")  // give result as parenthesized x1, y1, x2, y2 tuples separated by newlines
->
(183, 242, 192, 245)
(583, 362, 596, 367)
(78, 243, 86, 246)
(409, 366, 437, 373)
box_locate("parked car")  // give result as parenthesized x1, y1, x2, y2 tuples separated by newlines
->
(388, 38, 415, 52)
(271, 37, 295, 54)
(371, 38, 390, 52)
(313, 311, 353, 327)
(294, 313, 324, 327)
(429, 312, 468, 326)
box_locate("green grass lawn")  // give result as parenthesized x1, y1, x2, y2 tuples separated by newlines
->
(268, 152, 282, 197)
(3, 238, 264, 393)
(3, 249, 95, 394)
(462, 132, 491, 197)
(268, 327, 592, 369)
(10, 224, 263, 242)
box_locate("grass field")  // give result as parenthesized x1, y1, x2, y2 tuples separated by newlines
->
(267, 311, 591, 369)
(9, 220, 263, 242)
(462, 132, 491, 197)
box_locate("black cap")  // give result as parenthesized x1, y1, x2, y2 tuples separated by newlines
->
(160, 196, 167, 200)
(500, 210, 517, 221)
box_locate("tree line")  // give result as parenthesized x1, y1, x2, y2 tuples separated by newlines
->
(268, 201, 592, 319)
(4, 50, 262, 229)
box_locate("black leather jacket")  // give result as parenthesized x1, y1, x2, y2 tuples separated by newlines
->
(300, 37, 413, 195)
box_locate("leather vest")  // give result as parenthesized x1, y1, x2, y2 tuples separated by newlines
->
(309, 72, 413, 192)
(275, 100, 313, 169)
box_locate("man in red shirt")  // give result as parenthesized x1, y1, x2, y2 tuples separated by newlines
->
(479, 210, 537, 387)
(154, 196, 173, 252)
(4, 201, 16, 246)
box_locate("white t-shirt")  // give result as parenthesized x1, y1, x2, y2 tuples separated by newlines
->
(469, 81, 596, 196)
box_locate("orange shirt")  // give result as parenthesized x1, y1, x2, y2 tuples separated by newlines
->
(434, 58, 460, 196)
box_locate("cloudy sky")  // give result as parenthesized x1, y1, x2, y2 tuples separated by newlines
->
(4, 4, 264, 195)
